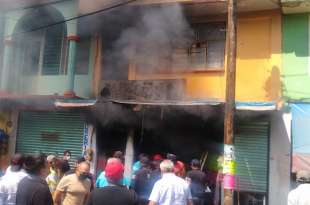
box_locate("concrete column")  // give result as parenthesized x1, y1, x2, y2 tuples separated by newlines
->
(269, 111, 291, 205)
(64, 35, 79, 97)
(0, 38, 13, 91)
(124, 129, 135, 182)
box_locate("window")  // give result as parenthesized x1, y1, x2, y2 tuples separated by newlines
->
(13, 7, 67, 76)
(42, 24, 67, 75)
(175, 22, 226, 71)
(135, 22, 226, 73)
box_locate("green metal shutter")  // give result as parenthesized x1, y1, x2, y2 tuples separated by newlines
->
(16, 111, 84, 161)
(234, 121, 269, 193)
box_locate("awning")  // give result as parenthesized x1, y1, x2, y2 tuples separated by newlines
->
(108, 99, 223, 106)
(54, 99, 97, 108)
(236, 102, 276, 111)
(0, 93, 61, 109)
(54, 98, 277, 111)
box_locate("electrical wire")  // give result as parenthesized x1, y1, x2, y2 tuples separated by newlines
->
(6, 0, 138, 38)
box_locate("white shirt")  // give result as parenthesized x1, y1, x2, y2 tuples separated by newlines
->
(288, 184, 310, 205)
(149, 173, 192, 205)
(0, 167, 28, 205)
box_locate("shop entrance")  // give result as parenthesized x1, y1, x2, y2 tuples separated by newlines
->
(96, 105, 224, 166)
(132, 106, 224, 164)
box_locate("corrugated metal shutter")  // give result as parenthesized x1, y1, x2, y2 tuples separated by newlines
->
(16, 111, 84, 163)
(234, 121, 269, 193)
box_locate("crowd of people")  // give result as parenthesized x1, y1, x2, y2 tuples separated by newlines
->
(0, 150, 215, 205)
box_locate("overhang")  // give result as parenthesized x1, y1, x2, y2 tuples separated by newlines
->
(55, 98, 277, 112)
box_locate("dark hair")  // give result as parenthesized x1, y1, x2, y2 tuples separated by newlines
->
(140, 156, 150, 167)
(139, 153, 147, 160)
(24, 153, 47, 175)
(76, 156, 86, 164)
(64, 150, 71, 156)
(191, 159, 201, 168)
(10, 153, 25, 172)
(166, 153, 177, 163)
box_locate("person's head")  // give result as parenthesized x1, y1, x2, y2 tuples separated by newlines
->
(75, 156, 86, 167)
(24, 153, 48, 178)
(113, 151, 124, 163)
(160, 159, 174, 174)
(139, 153, 147, 161)
(10, 153, 25, 172)
(63, 150, 71, 160)
(296, 170, 310, 184)
(76, 161, 90, 181)
(191, 159, 201, 170)
(166, 153, 177, 164)
(47, 155, 57, 168)
(105, 158, 124, 184)
(153, 154, 163, 162)
(152, 160, 161, 170)
(140, 156, 150, 168)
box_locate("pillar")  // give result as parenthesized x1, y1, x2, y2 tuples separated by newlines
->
(64, 35, 79, 97)
(0, 38, 13, 91)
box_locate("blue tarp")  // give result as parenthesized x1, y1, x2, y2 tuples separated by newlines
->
(291, 103, 310, 154)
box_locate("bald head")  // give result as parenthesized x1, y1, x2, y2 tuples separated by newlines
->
(77, 161, 90, 173)
(76, 161, 90, 181)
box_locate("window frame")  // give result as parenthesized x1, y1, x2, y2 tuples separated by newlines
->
(134, 21, 226, 74)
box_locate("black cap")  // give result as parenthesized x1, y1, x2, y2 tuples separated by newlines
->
(191, 159, 201, 168)
(166, 153, 177, 163)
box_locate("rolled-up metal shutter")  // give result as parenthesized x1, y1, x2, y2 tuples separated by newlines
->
(234, 121, 269, 193)
(16, 111, 84, 161)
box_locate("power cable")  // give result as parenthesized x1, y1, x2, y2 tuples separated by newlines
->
(6, 0, 138, 38)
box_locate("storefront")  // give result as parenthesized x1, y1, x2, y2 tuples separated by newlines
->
(16, 111, 86, 163)
(94, 100, 271, 205)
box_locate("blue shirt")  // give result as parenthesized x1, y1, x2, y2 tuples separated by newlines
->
(132, 161, 141, 173)
(96, 172, 131, 188)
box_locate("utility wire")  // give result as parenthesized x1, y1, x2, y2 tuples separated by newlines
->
(6, 0, 138, 38)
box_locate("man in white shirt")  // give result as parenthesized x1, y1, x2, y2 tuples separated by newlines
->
(148, 159, 193, 205)
(288, 170, 310, 205)
(0, 153, 28, 205)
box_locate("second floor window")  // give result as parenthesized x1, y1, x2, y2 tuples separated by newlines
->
(13, 7, 67, 76)
(136, 22, 226, 73)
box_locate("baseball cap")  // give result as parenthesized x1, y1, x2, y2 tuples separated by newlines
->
(191, 159, 201, 167)
(46, 155, 56, 163)
(153, 154, 163, 161)
(166, 153, 177, 163)
(105, 159, 124, 182)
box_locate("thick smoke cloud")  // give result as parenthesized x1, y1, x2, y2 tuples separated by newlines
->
(111, 4, 194, 74)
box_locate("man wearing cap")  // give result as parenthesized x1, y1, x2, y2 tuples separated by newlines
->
(186, 159, 207, 205)
(46, 155, 59, 194)
(0, 153, 27, 205)
(149, 159, 193, 205)
(133, 156, 153, 205)
(288, 170, 310, 205)
(96, 158, 131, 188)
(86, 158, 138, 205)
